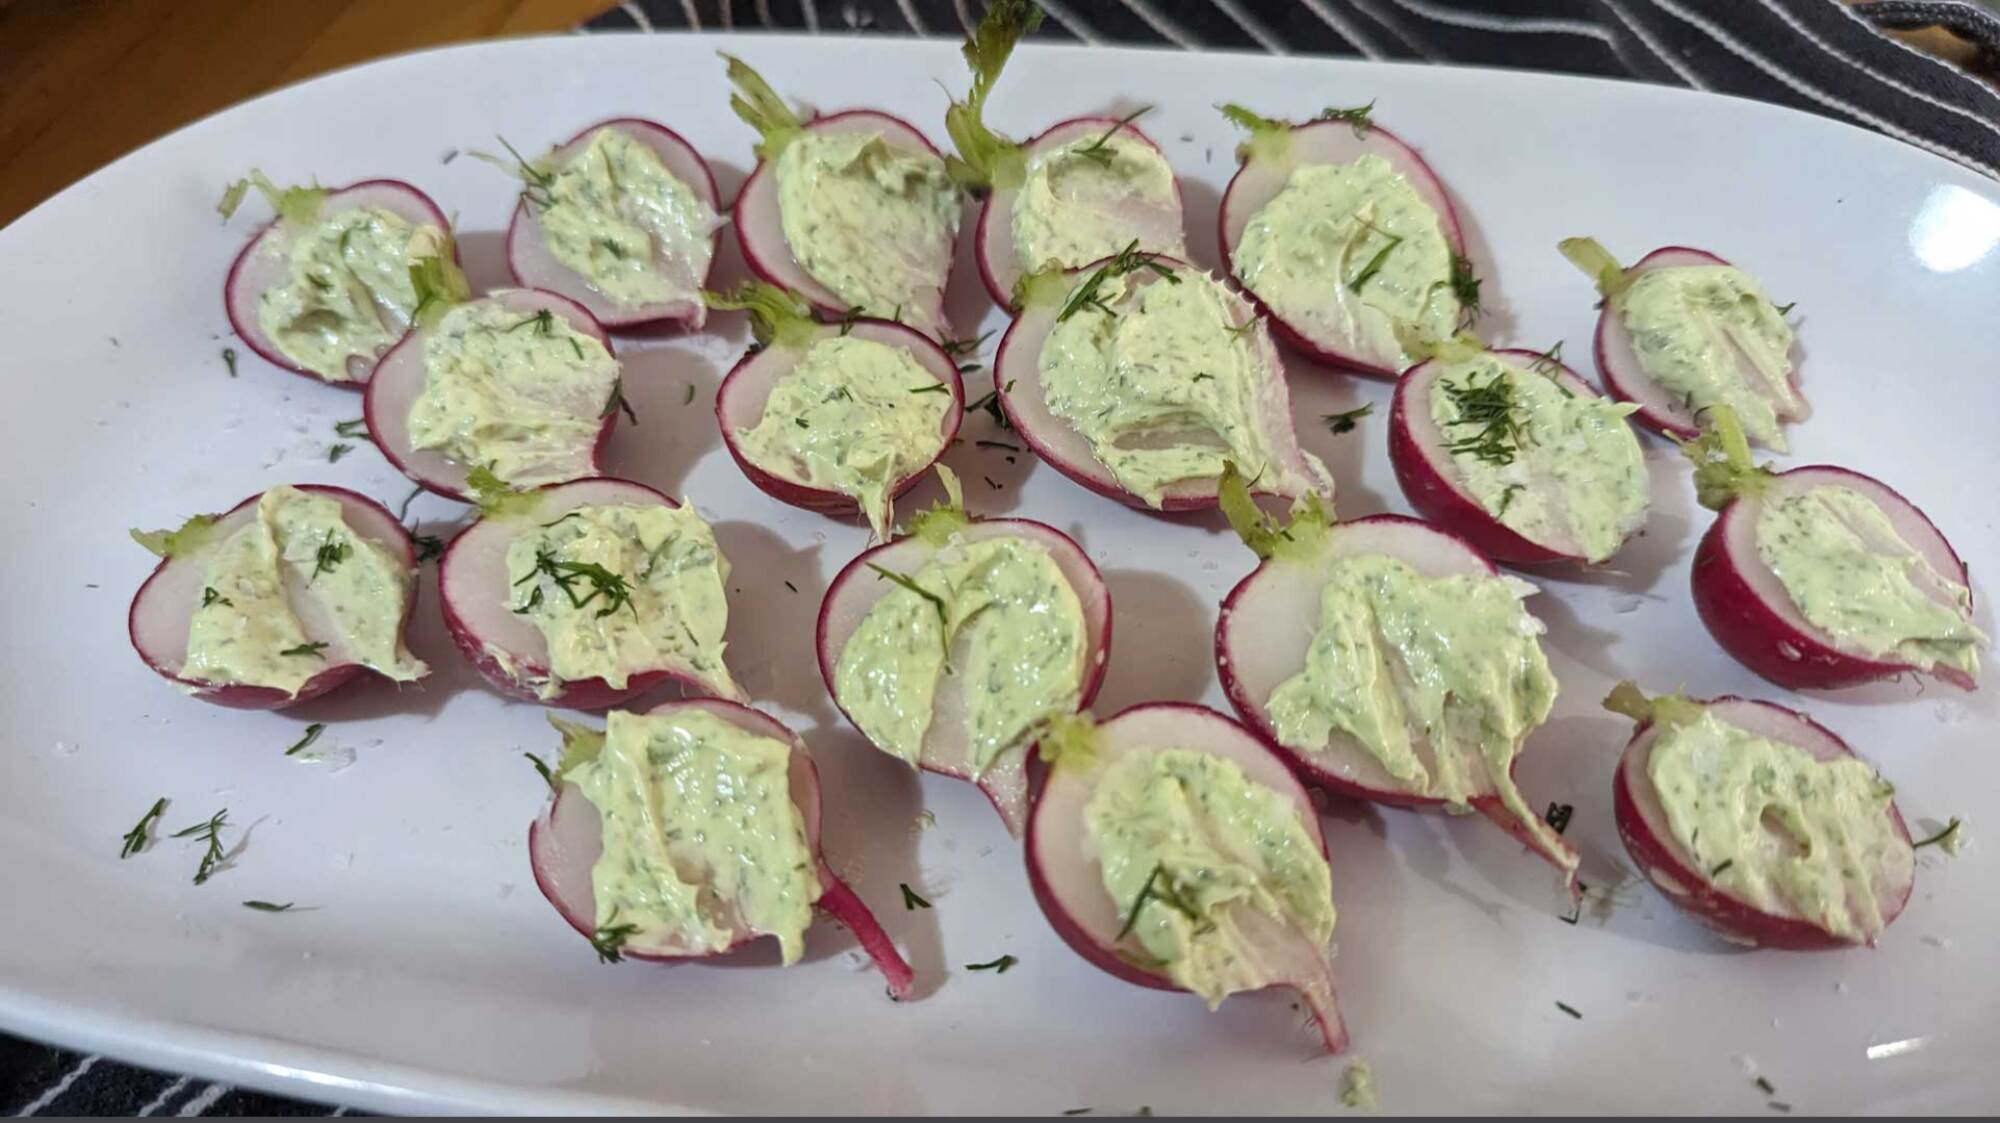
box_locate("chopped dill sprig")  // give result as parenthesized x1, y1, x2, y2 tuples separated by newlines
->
(119, 797, 167, 859)
(1073, 107, 1151, 166)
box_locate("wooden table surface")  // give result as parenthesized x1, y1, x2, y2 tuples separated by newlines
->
(2, 0, 1988, 229)
(0, 0, 606, 227)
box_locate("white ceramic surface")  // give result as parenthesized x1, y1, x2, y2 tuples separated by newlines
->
(2, 32, 1997, 1116)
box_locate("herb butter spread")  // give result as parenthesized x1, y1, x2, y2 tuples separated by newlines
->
(184, 487, 426, 694)
(407, 301, 620, 488)
(1428, 352, 1648, 562)
(504, 503, 738, 699)
(1012, 132, 1185, 275)
(573, 709, 818, 962)
(1231, 155, 1459, 372)
(1266, 555, 1565, 853)
(538, 128, 720, 309)
(1085, 748, 1333, 1006)
(834, 535, 1085, 774)
(1648, 709, 1909, 942)
(257, 207, 444, 382)
(733, 336, 951, 539)
(774, 131, 958, 323)
(1757, 485, 1986, 677)
(1614, 265, 1799, 450)
(1038, 268, 1329, 507)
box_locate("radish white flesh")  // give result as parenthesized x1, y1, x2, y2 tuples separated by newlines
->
(1218, 118, 1465, 378)
(734, 110, 955, 340)
(714, 318, 964, 533)
(223, 179, 452, 387)
(1216, 514, 1580, 889)
(1025, 703, 1348, 1053)
(1590, 247, 1809, 445)
(815, 518, 1112, 835)
(974, 116, 1187, 308)
(437, 478, 744, 710)
(994, 256, 1333, 511)
(364, 289, 618, 501)
(528, 698, 914, 995)
(1693, 465, 1980, 691)
(128, 485, 421, 710)
(505, 118, 723, 330)
(1613, 695, 1915, 948)
(1390, 347, 1645, 566)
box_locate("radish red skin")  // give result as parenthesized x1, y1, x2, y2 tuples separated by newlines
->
(1388, 348, 1606, 566)
(1612, 696, 1915, 949)
(127, 485, 422, 710)
(528, 698, 914, 997)
(712, 318, 965, 522)
(814, 518, 1112, 832)
(1216, 119, 1466, 380)
(223, 179, 455, 389)
(436, 478, 738, 711)
(1690, 465, 1977, 691)
(362, 289, 619, 503)
(503, 118, 722, 331)
(972, 115, 1185, 309)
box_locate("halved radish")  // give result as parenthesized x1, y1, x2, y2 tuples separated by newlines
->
(1389, 343, 1648, 565)
(1559, 238, 1808, 449)
(364, 288, 620, 502)
(221, 173, 454, 387)
(438, 477, 744, 710)
(995, 251, 1333, 511)
(969, 116, 1186, 309)
(529, 698, 914, 996)
(501, 118, 724, 330)
(725, 55, 957, 339)
(710, 284, 963, 539)
(1605, 684, 1915, 948)
(1212, 468, 1579, 892)
(1681, 408, 1983, 691)
(940, 0, 1185, 307)
(815, 473, 1111, 835)
(1217, 104, 1474, 379)
(128, 484, 425, 710)
(1025, 703, 1348, 1053)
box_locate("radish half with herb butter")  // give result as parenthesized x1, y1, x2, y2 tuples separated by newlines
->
(1217, 103, 1479, 379)
(1560, 237, 1807, 450)
(364, 258, 624, 502)
(711, 283, 963, 540)
(1212, 466, 1579, 894)
(995, 247, 1334, 511)
(817, 468, 1111, 835)
(529, 699, 914, 996)
(724, 54, 959, 340)
(438, 476, 745, 709)
(940, 0, 1187, 308)
(1605, 683, 1915, 949)
(495, 118, 724, 330)
(1389, 340, 1649, 565)
(128, 484, 428, 709)
(1026, 704, 1349, 1053)
(1681, 407, 1985, 690)
(220, 171, 454, 387)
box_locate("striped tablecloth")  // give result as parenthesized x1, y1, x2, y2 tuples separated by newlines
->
(5, 0, 1994, 1116)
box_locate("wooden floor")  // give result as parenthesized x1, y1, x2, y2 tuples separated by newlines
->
(0, 0, 606, 227)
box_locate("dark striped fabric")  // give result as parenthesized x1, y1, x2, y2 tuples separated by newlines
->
(586, 0, 2000, 178)
(7, 0, 1994, 1116)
